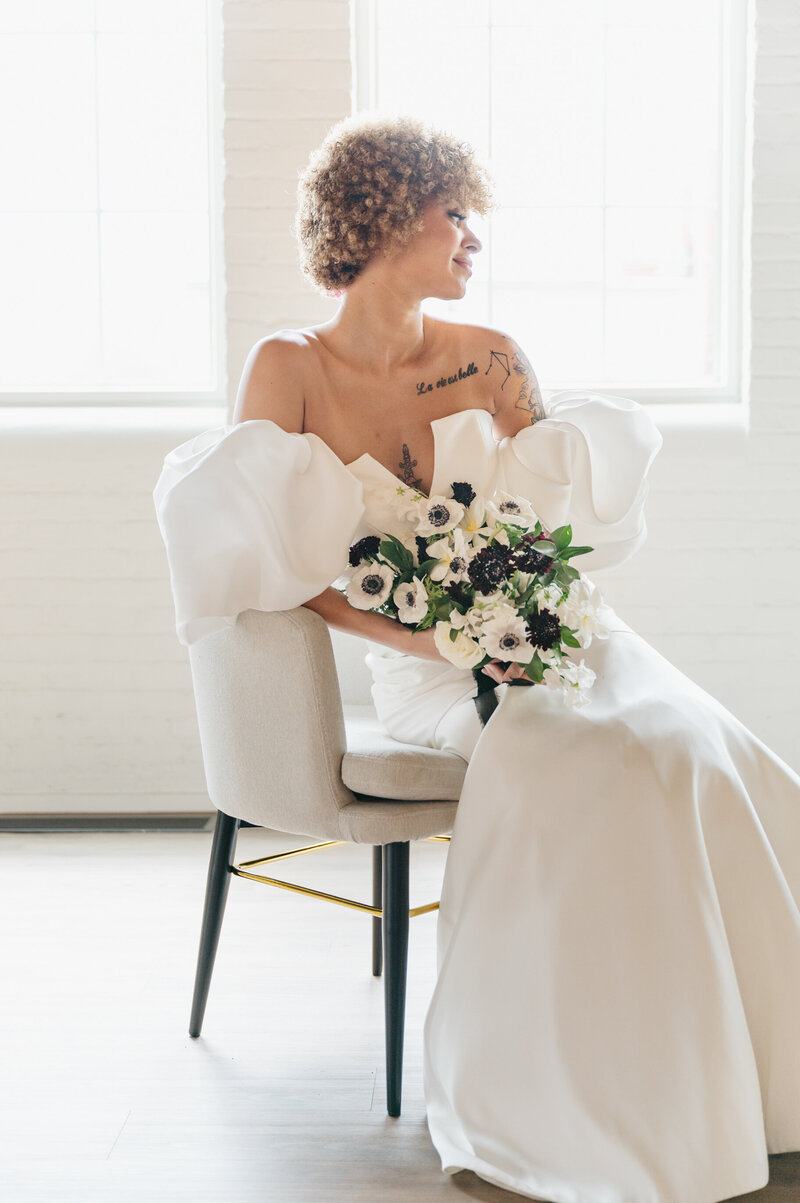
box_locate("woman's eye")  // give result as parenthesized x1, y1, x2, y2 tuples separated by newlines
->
(448, 211, 466, 223)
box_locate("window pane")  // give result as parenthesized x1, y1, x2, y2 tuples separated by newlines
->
(0, 1, 218, 398)
(368, 0, 733, 395)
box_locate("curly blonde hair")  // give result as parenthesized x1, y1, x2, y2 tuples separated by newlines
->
(295, 112, 495, 295)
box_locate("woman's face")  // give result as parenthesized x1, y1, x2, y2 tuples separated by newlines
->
(380, 199, 483, 301)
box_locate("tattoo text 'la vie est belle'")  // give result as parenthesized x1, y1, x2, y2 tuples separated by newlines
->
(416, 361, 478, 395)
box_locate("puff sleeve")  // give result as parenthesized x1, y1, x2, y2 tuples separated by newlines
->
(497, 390, 663, 573)
(153, 419, 365, 646)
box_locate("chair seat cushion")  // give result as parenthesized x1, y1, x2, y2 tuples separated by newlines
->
(342, 707, 466, 802)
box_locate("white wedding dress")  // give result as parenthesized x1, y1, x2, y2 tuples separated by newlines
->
(154, 393, 800, 1203)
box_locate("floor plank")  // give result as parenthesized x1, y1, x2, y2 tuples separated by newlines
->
(0, 830, 796, 1202)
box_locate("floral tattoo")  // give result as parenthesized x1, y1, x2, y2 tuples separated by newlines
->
(510, 343, 545, 423)
(485, 343, 545, 424)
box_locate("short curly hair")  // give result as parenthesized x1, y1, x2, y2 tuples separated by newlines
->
(294, 112, 495, 295)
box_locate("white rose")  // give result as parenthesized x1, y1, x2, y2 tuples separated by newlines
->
(434, 622, 486, 670)
(392, 576, 429, 624)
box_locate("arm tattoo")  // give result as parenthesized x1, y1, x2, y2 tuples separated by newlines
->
(397, 443, 423, 490)
(484, 349, 511, 389)
(510, 342, 546, 424)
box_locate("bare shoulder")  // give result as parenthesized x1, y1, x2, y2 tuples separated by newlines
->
(465, 323, 547, 434)
(232, 329, 311, 430)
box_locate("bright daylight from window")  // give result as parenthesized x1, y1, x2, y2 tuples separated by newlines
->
(0, 0, 217, 397)
(364, 0, 737, 398)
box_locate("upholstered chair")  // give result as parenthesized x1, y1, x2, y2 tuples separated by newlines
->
(186, 606, 466, 1116)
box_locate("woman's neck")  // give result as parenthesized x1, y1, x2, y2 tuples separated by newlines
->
(314, 276, 434, 375)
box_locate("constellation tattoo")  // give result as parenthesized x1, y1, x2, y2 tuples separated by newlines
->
(397, 443, 423, 490)
(510, 343, 546, 423)
(485, 349, 511, 390)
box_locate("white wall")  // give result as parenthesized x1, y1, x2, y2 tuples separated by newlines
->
(1, 0, 798, 814)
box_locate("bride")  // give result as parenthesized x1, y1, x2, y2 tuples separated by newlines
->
(155, 113, 800, 1202)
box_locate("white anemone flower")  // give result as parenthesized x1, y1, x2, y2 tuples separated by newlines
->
(346, 562, 395, 611)
(433, 622, 485, 670)
(414, 495, 465, 537)
(428, 528, 472, 586)
(487, 491, 539, 529)
(478, 613, 533, 663)
(393, 576, 429, 624)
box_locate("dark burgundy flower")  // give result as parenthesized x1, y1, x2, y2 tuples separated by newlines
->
(450, 481, 476, 506)
(444, 581, 472, 608)
(416, 535, 430, 563)
(526, 607, 562, 651)
(468, 544, 513, 594)
(348, 535, 381, 567)
(514, 533, 554, 575)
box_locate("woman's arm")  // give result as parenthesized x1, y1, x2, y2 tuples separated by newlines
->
(303, 587, 444, 661)
(485, 330, 547, 439)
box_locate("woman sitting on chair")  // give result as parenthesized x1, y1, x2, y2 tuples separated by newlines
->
(156, 113, 800, 1203)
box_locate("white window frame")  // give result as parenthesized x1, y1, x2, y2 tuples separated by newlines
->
(1, 0, 226, 408)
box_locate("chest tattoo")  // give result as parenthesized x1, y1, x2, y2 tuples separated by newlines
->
(416, 361, 478, 396)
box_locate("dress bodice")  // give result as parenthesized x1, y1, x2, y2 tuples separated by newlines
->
(153, 391, 662, 646)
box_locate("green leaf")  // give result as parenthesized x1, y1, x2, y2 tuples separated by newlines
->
(532, 539, 556, 556)
(379, 536, 413, 573)
(417, 558, 439, 576)
(523, 652, 545, 683)
(550, 524, 573, 552)
(560, 545, 594, 560)
(561, 627, 581, 648)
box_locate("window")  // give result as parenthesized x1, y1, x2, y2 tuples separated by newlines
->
(0, 0, 223, 404)
(355, 0, 748, 402)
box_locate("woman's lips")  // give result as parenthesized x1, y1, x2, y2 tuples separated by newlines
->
(453, 259, 472, 274)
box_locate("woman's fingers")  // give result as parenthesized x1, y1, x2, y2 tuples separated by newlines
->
(482, 660, 528, 685)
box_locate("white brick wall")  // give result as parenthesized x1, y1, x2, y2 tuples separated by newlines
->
(1, 0, 798, 814)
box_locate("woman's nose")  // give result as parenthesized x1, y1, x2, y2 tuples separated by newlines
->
(463, 226, 482, 254)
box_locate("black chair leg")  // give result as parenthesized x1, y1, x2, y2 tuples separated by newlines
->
(189, 810, 240, 1038)
(383, 840, 410, 1117)
(372, 845, 383, 977)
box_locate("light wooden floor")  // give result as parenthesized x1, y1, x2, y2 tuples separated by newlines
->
(0, 829, 797, 1203)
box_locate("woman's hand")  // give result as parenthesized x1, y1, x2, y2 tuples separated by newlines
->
(481, 659, 530, 685)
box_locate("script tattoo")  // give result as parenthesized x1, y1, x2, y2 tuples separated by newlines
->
(511, 343, 546, 424)
(416, 361, 478, 396)
(397, 443, 423, 490)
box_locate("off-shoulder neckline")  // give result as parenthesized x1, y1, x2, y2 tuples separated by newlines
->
(344, 407, 495, 498)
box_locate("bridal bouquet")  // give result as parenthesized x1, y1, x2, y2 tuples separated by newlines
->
(342, 479, 609, 718)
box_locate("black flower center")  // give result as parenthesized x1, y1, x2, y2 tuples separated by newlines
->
(428, 503, 452, 528)
(361, 574, 386, 596)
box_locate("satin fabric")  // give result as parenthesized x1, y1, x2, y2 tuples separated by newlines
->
(154, 394, 800, 1202)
